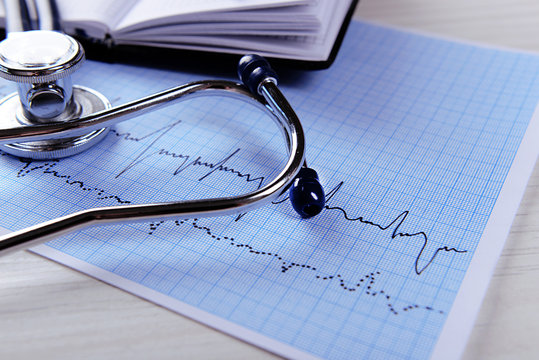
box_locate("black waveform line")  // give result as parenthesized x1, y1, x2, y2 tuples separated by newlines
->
(148, 218, 444, 316)
(111, 121, 265, 221)
(3, 123, 466, 313)
(324, 183, 468, 275)
(3, 120, 267, 207)
(111, 121, 265, 190)
(273, 182, 468, 275)
(3, 119, 468, 277)
(15, 159, 131, 204)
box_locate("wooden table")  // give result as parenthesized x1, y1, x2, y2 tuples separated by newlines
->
(1, 1, 538, 358)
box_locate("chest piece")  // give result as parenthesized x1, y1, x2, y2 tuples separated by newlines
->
(0, 30, 110, 159)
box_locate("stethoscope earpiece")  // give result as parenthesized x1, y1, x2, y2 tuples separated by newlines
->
(237, 54, 279, 95)
(238, 54, 326, 218)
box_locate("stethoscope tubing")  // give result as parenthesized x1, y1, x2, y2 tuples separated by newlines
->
(0, 0, 325, 256)
(0, 80, 283, 145)
(0, 79, 307, 255)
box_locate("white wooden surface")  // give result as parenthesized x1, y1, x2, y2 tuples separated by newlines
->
(1, 1, 538, 358)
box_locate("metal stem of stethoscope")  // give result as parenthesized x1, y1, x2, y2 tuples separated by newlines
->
(0, 2, 325, 256)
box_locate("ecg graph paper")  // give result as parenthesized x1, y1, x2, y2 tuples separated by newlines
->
(1, 21, 539, 359)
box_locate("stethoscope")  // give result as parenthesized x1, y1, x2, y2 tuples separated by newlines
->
(0, 1, 325, 256)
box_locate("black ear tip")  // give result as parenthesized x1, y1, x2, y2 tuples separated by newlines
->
(289, 167, 325, 218)
(237, 54, 278, 94)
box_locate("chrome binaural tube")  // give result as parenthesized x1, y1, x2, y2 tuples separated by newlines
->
(0, 79, 307, 256)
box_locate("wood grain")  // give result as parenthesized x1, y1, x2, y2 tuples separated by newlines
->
(1, 1, 538, 358)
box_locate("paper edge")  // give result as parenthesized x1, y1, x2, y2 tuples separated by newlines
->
(0, 20, 537, 359)
(430, 99, 539, 359)
(29, 244, 320, 360)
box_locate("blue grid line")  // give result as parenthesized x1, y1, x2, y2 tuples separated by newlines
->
(1, 21, 539, 360)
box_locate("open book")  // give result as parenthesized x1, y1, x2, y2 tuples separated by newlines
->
(0, 0, 357, 67)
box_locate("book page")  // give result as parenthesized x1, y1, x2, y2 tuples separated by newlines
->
(114, 4, 321, 36)
(56, 0, 137, 38)
(116, 21, 317, 38)
(1, 21, 539, 359)
(114, 0, 308, 32)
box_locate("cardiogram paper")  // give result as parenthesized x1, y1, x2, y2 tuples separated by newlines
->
(1, 21, 539, 359)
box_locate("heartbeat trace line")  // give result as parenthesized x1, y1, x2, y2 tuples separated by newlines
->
(2, 118, 469, 276)
(111, 120, 265, 189)
(0, 121, 469, 314)
(148, 217, 445, 316)
(274, 182, 468, 275)
(2, 119, 468, 278)
(16, 160, 131, 204)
